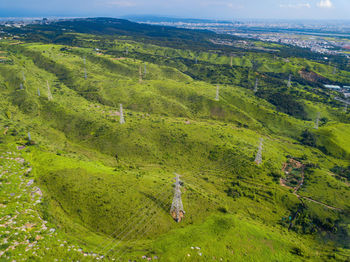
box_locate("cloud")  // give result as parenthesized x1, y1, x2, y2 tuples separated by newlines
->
(317, 0, 333, 8)
(199, 1, 244, 9)
(104, 1, 136, 7)
(279, 3, 311, 9)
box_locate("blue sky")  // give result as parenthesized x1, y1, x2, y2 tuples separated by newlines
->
(1, 0, 349, 20)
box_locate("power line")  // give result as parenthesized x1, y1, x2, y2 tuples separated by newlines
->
(97, 181, 171, 254)
(103, 187, 172, 257)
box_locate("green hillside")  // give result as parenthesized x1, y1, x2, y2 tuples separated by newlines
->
(0, 18, 349, 261)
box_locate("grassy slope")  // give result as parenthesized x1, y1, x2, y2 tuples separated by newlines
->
(0, 38, 349, 261)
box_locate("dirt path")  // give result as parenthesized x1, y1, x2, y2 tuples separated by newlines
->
(293, 171, 304, 194)
(299, 196, 341, 211)
(280, 160, 342, 211)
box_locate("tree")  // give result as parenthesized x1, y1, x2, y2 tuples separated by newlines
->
(300, 130, 317, 147)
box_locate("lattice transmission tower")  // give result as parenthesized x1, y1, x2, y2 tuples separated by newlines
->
(47, 81, 53, 101)
(170, 173, 185, 222)
(315, 112, 320, 129)
(254, 138, 264, 165)
(254, 78, 259, 93)
(287, 74, 292, 88)
(139, 66, 143, 83)
(119, 104, 125, 124)
(215, 85, 220, 101)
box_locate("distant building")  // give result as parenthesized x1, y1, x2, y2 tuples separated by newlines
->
(324, 84, 341, 90)
(343, 86, 350, 91)
(344, 93, 350, 98)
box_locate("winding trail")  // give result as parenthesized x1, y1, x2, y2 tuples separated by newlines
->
(280, 160, 342, 211)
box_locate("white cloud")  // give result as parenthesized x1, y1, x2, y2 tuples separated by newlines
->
(280, 3, 311, 8)
(317, 0, 333, 8)
(105, 1, 136, 7)
(200, 1, 244, 9)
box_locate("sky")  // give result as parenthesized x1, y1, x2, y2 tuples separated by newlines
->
(1, 0, 350, 20)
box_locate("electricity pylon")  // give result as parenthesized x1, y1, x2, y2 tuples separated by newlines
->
(139, 65, 142, 82)
(254, 138, 264, 165)
(144, 64, 147, 77)
(119, 104, 125, 124)
(37, 88, 40, 97)
(315, 112, 320, 129)
(170, 173, 185, 222)
(47, 81, 53, 101)
(254, 78, 259, 93)
(28, 132, 31, 142)
(22, 72, 26, 81)
(20, 83, 24, 90)
(345, 104, 348, 113)
(84, 68, 87, 80)
(287, 74, 292, 88)
(215, 85, 220, 101)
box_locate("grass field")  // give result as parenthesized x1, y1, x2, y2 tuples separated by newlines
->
(0, 25, 349, 261)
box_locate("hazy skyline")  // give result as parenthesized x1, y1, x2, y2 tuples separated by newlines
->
(1, 0, 350, 20)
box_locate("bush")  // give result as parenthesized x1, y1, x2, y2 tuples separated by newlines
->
(268, 172, 282, 182)
(300, 130, 317, 147)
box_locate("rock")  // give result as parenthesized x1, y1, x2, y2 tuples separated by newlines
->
(31, 187, 43, 197)
(25, 223, 35, 229)
(26, 180, 34, 186)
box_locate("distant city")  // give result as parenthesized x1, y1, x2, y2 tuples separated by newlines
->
(1, 16, 350, 57)
(126, 16, 350, 58)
